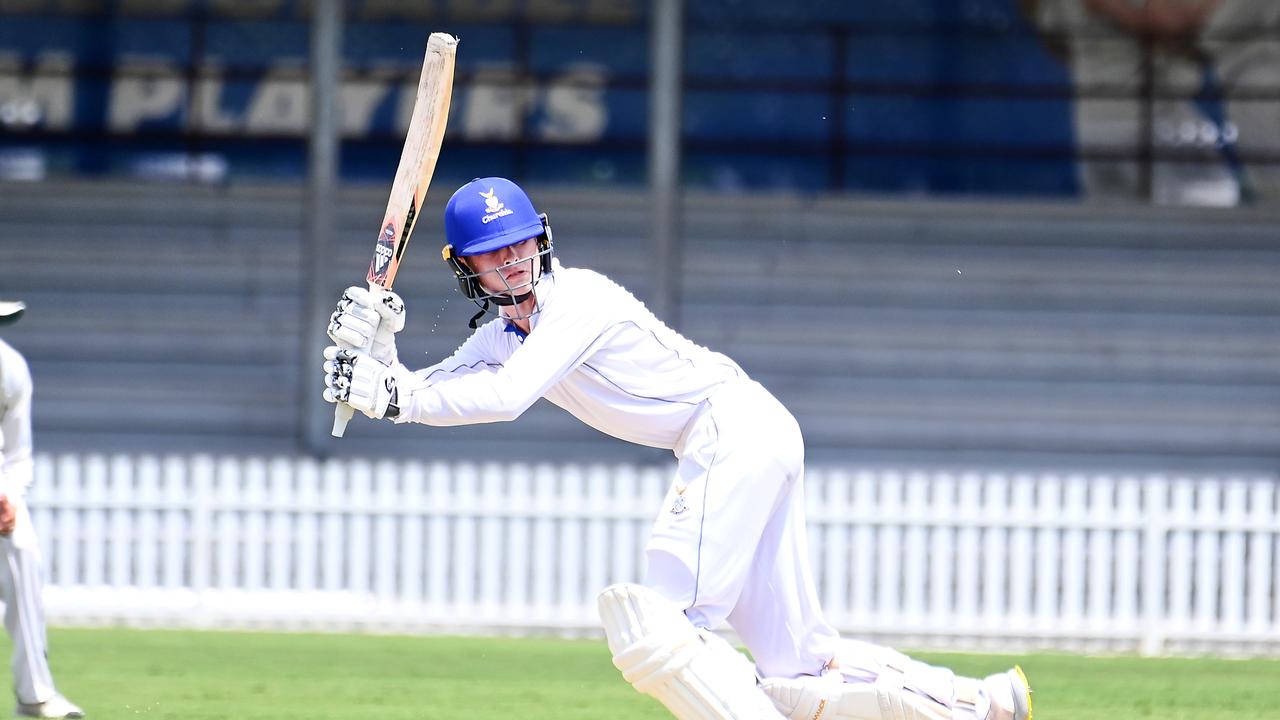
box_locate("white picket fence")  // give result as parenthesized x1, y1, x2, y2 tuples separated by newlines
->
(26, 454, 1280, 657)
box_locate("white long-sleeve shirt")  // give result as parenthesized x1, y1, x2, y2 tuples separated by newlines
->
(0, 338, 34, 498)
(396, 264, 747, 451)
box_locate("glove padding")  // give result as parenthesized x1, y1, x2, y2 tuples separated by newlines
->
(322, 346, 414, 420)
(327, 286, 405, 365)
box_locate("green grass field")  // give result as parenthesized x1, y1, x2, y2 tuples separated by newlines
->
(11, 628, 1278, 719)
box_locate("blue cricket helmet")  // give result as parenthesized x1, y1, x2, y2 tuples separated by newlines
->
(440, 177, 556, 328)
(444, 177, 545, 256)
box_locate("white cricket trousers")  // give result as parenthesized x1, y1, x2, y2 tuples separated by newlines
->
(0, 497, 57, 705)
(643, 378, 841, 679)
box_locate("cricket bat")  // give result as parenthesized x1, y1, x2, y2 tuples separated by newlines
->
(333, 32, 458, 437)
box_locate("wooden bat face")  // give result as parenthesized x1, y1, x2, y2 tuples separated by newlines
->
(365, 32, 457, 290)
(333, 32, 457, 439)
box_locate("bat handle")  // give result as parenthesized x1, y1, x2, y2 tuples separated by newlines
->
(331, 403, 355, 437)
(330, 281, 384, 438)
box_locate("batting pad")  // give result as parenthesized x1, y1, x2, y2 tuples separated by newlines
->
(764, 637, 1009, 720)
(598, 583, 785, 720)
(762, 671, 962, 720)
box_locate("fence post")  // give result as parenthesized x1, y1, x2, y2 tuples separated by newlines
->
(826, 469, 854, 629)
(505, 462, 533, 620)
(982, 472, 1009, 632)
(451, 462, 478, 617)
(1009, 473, 1036, 631)
(269, 457, 294, 592)
(348, 459, 373, 597)
(1194, 479, 1221, 633)
(607, 464, 637, 590)
(1034, 473, 1061, 637)
(136, 455, 160, 589)
(1221, 478, 1249, 636)
(1140, 474, 1168, 657)
(321, 459, 347, 594)
(877, 470, 903, 629)
(242, 458, 267, 591)
(190, 456, 213, 599)
(295, 458, 320, 594)
(1087, 475, 1115, 636)
(903, 471, 929, 628)
(558, 464, 585, 618)
(531, 464, 558, 621)
(373, 459, 400, 606)
(1167, 477, 1194, 644)
(54, 454, 80, 587)
(425, 462, 451, 611)
(83, 455, 107, 588)
(398, 460, 426, 606)
(1116, 476, 1142, 634)
(108, 455, 133, 588)
(478, 462, 506, 619)
(1246, 478, 1274, 634)
(584, 464, 610, 611)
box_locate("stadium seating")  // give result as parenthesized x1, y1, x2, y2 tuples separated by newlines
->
(1, 180, 1276, 472)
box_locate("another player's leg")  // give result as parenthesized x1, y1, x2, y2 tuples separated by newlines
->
(761, 640, 1032, 720)
(2, 502, 83, 719)
(598, 583, 784, 719)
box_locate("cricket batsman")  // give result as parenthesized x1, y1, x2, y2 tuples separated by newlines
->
(322, 177, 1033, 720)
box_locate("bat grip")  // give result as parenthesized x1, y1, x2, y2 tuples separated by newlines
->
(330, 280, 385, 439)
(331, 403, 355, 437)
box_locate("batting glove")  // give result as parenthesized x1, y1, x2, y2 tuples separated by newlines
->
(327, 286, 406, 365)
(322, 346, 414, 420)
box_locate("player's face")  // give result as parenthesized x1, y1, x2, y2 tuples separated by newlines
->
(467, 237, 540, 296)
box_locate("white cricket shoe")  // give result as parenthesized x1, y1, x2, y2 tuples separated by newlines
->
(14, 694, 84, 718)
(983, 666, 1032, 720)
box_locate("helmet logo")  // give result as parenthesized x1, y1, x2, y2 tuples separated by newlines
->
(479, 187, 514, 224)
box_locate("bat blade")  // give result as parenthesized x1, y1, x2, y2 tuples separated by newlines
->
(367, 32, 458, 290)
(334, 32, 457, 438)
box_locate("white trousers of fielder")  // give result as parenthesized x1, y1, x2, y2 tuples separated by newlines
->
(0, 496, 58, 705)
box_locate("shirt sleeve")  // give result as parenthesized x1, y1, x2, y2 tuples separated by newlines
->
(412, 328, 506, 386)
(0, 344, 34, 498)
(394, 283, 610, 426)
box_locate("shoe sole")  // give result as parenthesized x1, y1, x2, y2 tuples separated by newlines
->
(14, 705, 84, 718)
(1009, 665, 1033, 720)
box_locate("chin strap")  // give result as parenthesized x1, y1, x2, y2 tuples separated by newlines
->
(467, 301, 489, 329)
(467, 290, 535, 329)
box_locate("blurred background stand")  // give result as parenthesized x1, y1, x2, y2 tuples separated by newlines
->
(301, 0, 342, 454)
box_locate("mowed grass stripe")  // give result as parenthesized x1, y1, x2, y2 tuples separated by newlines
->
(13, 629, 1279, 719)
